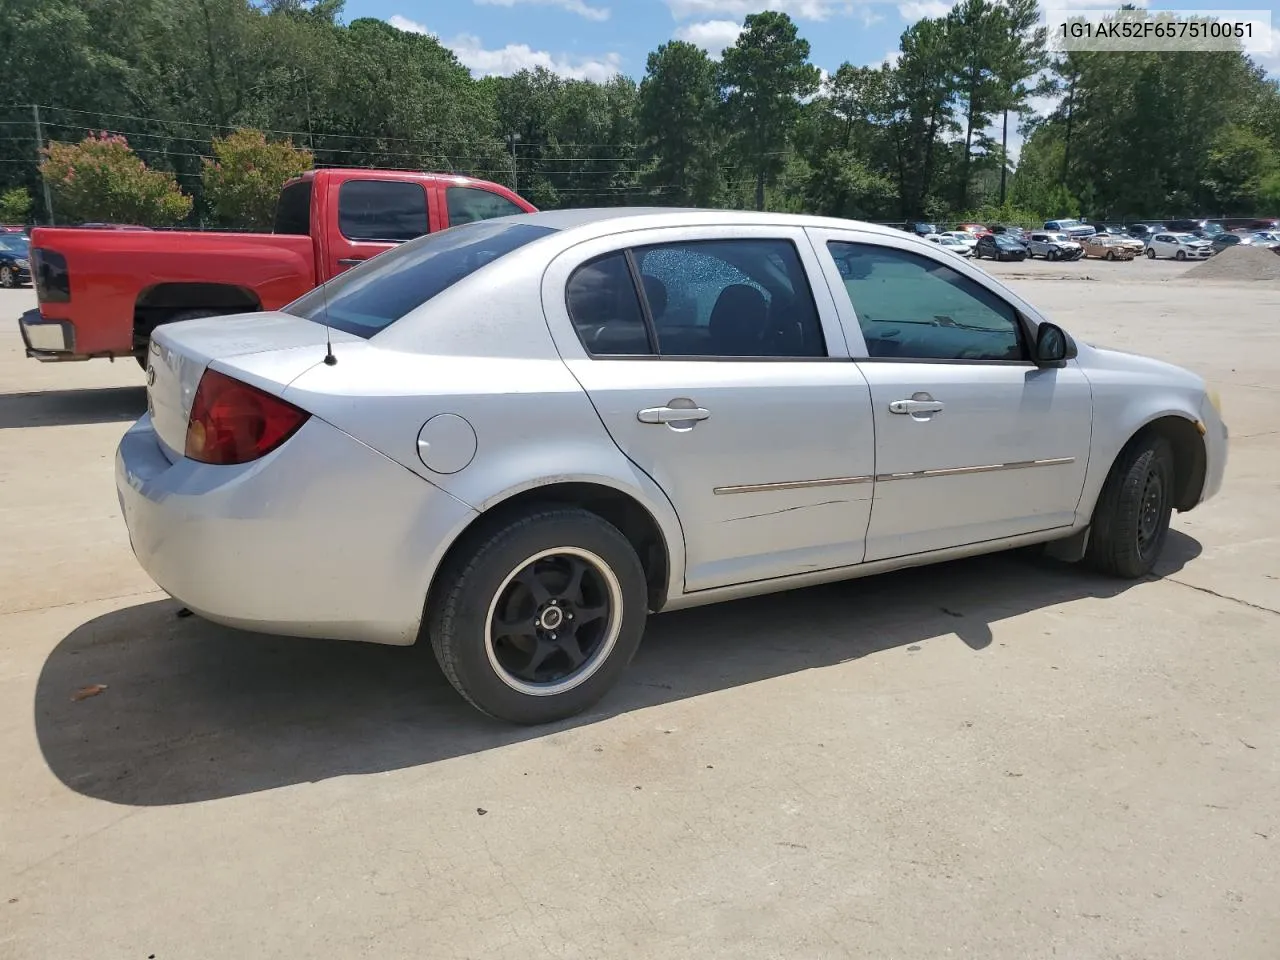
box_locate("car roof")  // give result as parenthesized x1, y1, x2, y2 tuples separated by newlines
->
(506, 207, 917, 241)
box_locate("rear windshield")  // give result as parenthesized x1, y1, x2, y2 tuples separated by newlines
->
(284, 220, 558, 338)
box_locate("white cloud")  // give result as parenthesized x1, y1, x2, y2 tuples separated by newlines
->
(473, 0, 610, 22)
(666, 0, 855, 22)
(1252, 27, 1280, 73)
(387, 16, 622, 82)
(897, 0, 952, 20)
(880, 49, 902, 67)
(857, 6, 884, 27)
(673, 19, 744, 57)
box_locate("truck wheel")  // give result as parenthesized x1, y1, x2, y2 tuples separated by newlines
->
(135, 308, 223, 369)
(1085, 435, 1175, 580)
(0, 266, 15, 288)
(427, 507, 649, 724)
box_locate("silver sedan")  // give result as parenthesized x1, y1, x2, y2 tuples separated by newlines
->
(117, 209, 1228, 724)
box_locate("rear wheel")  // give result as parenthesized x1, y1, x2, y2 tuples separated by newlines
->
(135, 308, 223, 369)
(0, 265, 15, 288)
(428, 507, 648, 724)
(1145, 248, 1156, 259)
(1086, 436, 1175, 579)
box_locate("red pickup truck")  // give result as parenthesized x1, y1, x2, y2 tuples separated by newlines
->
(20, 168, 535, 365)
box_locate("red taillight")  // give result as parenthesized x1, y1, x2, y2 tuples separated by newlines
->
(185, 369, 309, 465)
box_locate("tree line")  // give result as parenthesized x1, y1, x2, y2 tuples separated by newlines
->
(2, 0, 1278, 228)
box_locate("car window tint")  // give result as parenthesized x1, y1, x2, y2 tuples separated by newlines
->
(827, 241, 1025, 362)
(273, 180, 312, 236)
(446, 186, 525, 226)
(284, 220, 557, 338)
(632, 239, 826, 358)
(337, 180, 429, 242)
(565, 253, 653, 356)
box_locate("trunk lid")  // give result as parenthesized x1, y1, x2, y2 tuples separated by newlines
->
(147, 311, 360, 459)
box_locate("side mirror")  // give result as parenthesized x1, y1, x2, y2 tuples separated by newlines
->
(1034, 322, 1075, 366)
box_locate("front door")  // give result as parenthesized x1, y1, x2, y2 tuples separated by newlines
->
(812, 231, 1093, 561)
(543, 228, 877, 592)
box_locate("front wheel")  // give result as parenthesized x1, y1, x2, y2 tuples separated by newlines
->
(428, 507, 649, 724)
(1175, 250, 1187, 261)
(0, 265, 15, 288)
(1086, 435, 1175, 579)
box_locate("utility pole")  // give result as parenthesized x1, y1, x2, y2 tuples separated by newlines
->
(32, 105, 55, 225)
(506, 132, 521, 194)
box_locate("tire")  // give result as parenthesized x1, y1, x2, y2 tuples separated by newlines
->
(428, 507, 649, 724)
(1145, 248, 1156, 259)
(1085, 435, 1175, 579)
(135, 307, 223, 369)
(1106, 250, 1115, 261)
(1175, 250, 1186, 261)
(1047, 249, 1058, 261)
(0, 265, 14, 288)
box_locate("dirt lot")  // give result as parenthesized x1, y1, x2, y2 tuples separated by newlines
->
(2, 258, 1278, 959)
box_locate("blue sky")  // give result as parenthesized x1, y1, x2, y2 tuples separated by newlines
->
(351, 0, 1279, 155)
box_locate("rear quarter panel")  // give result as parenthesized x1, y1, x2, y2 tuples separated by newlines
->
(30, 228, 315, 355)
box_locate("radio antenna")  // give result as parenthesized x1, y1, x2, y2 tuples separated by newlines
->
(319, 270, 337, 366)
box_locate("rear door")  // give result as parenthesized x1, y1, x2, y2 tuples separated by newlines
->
(808, 228, 1093, 562)
(322, 178, 431, 279)
(541, 225, 876, 593)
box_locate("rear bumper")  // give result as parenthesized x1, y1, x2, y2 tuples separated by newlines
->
(18, 308, 77, 359)
(116, 413, 478, 645)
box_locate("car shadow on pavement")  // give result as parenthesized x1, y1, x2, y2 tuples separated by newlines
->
(35, 531, 1201, 807)
(0, 386, 145, 429)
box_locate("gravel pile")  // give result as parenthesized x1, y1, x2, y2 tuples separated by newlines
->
(1185, 244, 1280, 282)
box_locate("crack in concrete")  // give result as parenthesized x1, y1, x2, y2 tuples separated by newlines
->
(1162, 576, 1280, 617)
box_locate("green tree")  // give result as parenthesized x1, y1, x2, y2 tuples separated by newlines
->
(1201, 123, 1279, 214)
(718, 12, 821, 210)
(637, 41, 722, 205)
(0, 187, 31, 224)
(991, 0, 1050, 205)
(202, 128, 313, 228)
(39, 132, 192, 225)
(945, 0, 1008, 211)
(890, 19, 958, 217)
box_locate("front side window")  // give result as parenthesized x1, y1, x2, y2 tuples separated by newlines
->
(446, 186, 525, 226)
(632, 239, 826, 358)
(285, 220, 557, 338)
(827, 241, 1025, 362)
(337, 180, 429, 242)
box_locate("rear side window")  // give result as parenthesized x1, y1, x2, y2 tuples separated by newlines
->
(566, 253, 653, 355)
(284, 221, 557, 338)
(446, 186, 525, 226)
(338, 180, 429, 242)
(273, 181, 311, 236)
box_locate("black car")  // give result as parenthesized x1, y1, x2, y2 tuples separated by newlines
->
(1126, 223, 1164, 241)
(1089, 223, 1128, 237)
(989, 224, 1026, 239)
(908, 221, 939, 237)
(1165, 218, 1224, 238)
(973, 234, 1028, 261)
(0, 234, 30, 288)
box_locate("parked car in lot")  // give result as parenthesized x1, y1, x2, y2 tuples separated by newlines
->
(1207, 231, 1278, 254)
(989, 225, 1026, 240)
(115, 208, 1228, 723)
(20, 168, 536, 367)
(1146, 232, 1214, 260)
(1126, 223, 1164, 243)
(973, 233, 1029, 261)
(1026, 231, 1084, 261)
(1044, 218, 1095, 238)
(1166, 219, 1224, 238)
(925, 233, 974, 257)
(1081, 234, 1139, 260)
(1243, 219, 1280, 232)
(955, 223, 991, 237)
(0, 234, 30, 287)
(908, 222, 939, 237)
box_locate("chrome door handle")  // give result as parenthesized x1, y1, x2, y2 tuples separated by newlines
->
(889, 399, 944, 415)
(637, 405, 711, 425)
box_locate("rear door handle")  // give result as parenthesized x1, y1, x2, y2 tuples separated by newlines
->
(337, 257, 366, 266)
(889, 399, 944, 415)
(637, 405, 711, 425)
